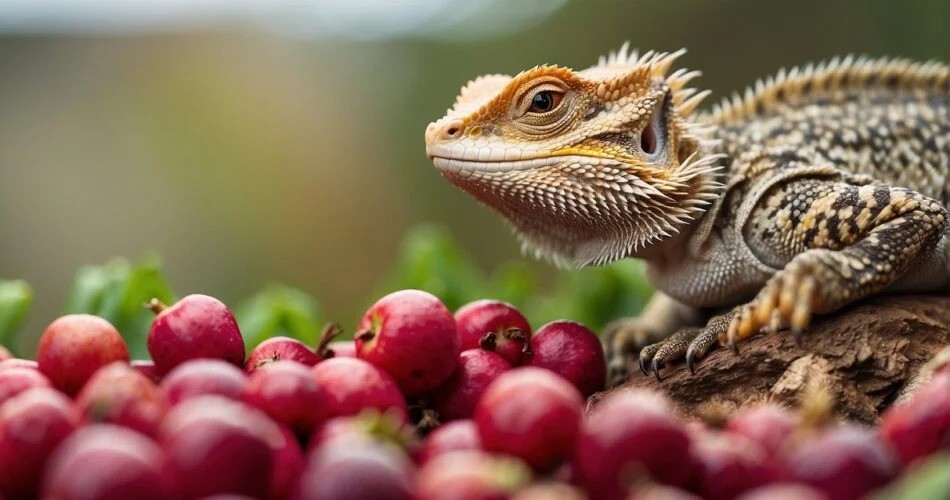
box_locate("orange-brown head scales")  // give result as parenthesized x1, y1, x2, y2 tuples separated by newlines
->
(425, 44, 723, 266)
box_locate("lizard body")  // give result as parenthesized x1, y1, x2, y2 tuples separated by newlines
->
(424, 45, 950, 381)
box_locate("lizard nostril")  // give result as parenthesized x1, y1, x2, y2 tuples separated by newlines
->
(439, 120, 465, 140)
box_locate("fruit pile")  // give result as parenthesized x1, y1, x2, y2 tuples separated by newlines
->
(0, 288, 948, 500)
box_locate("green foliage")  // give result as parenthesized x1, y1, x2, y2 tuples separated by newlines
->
(63, 255, 176, 359)
(235, 284, 325, 350)
(871, 453, 950, 500)
(0, 280, 33, 356)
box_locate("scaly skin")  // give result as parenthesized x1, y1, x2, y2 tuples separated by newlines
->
(425, 44, 950, 383)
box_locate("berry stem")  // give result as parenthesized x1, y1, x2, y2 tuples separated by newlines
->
(145, 298, 168, 315)
(316, 322, 344, 358)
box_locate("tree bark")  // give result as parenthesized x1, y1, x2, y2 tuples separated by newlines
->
(619, 295, 950, 424)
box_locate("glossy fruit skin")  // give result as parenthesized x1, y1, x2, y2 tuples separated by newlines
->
(734, 484, 829, 500)
(433, 349, 510, 421)
(880, 370, 950, 466)
(0, 366, 51, 406)
(75, 361, 168, 438)
(0, 388, 80, 499)
(160, 396, 275, 499)
(311, 357, 408, 423)
(245, 336, 320, 374)
(160, 359, 247, 406)
(0, 358, 38, 371)
(475, 367, 583, 472)
(267, 423, 305, 500)
(42, 424, 175, 500)
(787, 425, 898, 500)
(416, 419, 483, 465)
(243, 361, 326, 437)
(131, 360, 161, 383)
(416, 451, 531, 500)
(690, 431, 782, 500)
(327, 340, 356, 358)
(147, 294, 245, 375)
(525, 320, 606, 398)
(725, 404, 797, 458)
(356, 290, 459, 396)
(294, 435, 415, 500)
(37, 314, 129, 395)
(574, 389, 694, 500)
(455, 300, 532, 366)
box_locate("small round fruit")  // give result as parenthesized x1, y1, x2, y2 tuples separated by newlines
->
(433, 349, 510, 421)
(525, 320, 605, 397)
(880, 370, 950, 466)
(475, 367, 583, 472)
(726, 404, 797, 458)
(243, 361, 326, 437)
(0, 366, 51, 406)
(690, 431, 782, 500)
(0, 358, 38, 371)
(355, 289, 459, 396)
(416, 419, 482, 465)
(245, 336, 320, 374)
(326, 340, 356, 358)
(294, 435, 414, 500)
(75, 361, 168, 437)
(147, 294, 245, 375)
(311, 357, 408, 422)
(735, 484, 828, 500)
(160, 358, 247, 405)
(416, 451, 531, 500)
(268, 424, 305, 500)
(455, 299, 532, 365)
(42, 424, 174, 500)
(131, 360, 161, 383)
(37, 314, 129, 395)
(511, 482, 587, 500)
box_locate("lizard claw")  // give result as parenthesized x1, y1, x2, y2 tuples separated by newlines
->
(651, 358, 664, 382)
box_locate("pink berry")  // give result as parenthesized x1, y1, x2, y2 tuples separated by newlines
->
(525, 320, 606, 397)
(455, 299, 532, 365)
(416, 419, 482, 465)
(37, 314, 129, 395)
(690, 431, 782, 500)
(0, 366, 51, 406)
(294, 435, 414, 500)
(326, 340, 356, 358)
(42, 424, 175, 500)
(415, 451, 531, 500)
(267, 423, 306, 500)
(475, 367, 583, 472)
(433, 349, 510, 421)
(311, 357, 408, 423)
(0, 358, 38, 371)
(726, 404, 797, 458)
(735, 484, 829, 500)
(574, 389, 694, 499)
(75, 361, 168, 438)
(356, 290, 459, 396)
(160, 358, 247, 405)
(627, 485, 702, 500)
(880, 370, 950, 466)
(245, 336, 320, 374)
(146, 294, 245, 375)
(243, 361, 326, 437)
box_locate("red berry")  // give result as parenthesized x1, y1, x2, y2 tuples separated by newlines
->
(75, 361, 168, 438)
(415, 452, 531, 500)
(243, 361, 326, 437)
(147, 294, 245, 375)
(356, 290, 459, 396)
(434, 349, 510, 421)
(0, 388, 80, 499)
(37, 314, 129, 395)
(311, 357, 408, 423)
(726, 404, 797, 458)
(131, 359, 161, 383)
(326, 340, 356, 358)
(160, 359, 247, 406)
(475, 367, 583, 472)
(511, 482, 587, 500)
(0, 366, 51, 406)
(160, 396, 276, 499)
(416, 419, 482, 465)
(574, 389, 694, 499)
(267, 424, 305, 500)
(526, 320, 606, 397)
(735, 484, 829, 500)
(294, 435, 414, 500)
(42, 424, 175, 500)
(0, 358, 38, 371)
(455, 300, 532, 365)
(787, 425, 898, 500)
(880, 370, 950, 466)
(245, 336, 320, 374)
(690, 431, 782, 500)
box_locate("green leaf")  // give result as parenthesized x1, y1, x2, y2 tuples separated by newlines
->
(0, 280, 33, 356)
(235, 284, 324, 351)
(871, 452, 950, 500)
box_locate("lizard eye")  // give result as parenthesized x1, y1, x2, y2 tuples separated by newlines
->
(528, 90, 564, 113)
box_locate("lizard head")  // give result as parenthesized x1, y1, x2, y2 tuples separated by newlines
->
(425, 44, 723, 267)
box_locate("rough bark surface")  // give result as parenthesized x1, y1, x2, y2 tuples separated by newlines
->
(620, 295, 950, 424)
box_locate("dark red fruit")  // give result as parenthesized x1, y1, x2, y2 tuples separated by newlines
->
(311, 357, 408, 423)
(0, 388, 80, 499)
(75, 361, 168, 437)
(294, 435, 414, 500)
(0, 359, 38, 371)
(147, 294, 245, 375)
(355, 290, 459, 396)
(726, 404, 797, 458)
(326, 341, 356, 358)
(416, 419, 482, 465)
(690, 431, 782, 500)
(787, 425, 898, 500)
(245, 336, 320, 374)
(42, 424, 175, 500)
(574, 389, 694, 499)
(433, 349, 510, 421)
(475, 367, 583, 472)
(37, 314, 129, 395)
(160, 396, 276, 499)
(131, 359, 161, 383)
(160, 358, 247, 405)
(268, 424, 305, 500)
(0, 366, 51, 406)
(243, 361, 326, 437)
(735, 484, 829, 500)
(416, 451, 531, 500)
(455, 300, 532, 366)
(525, 320, 605, 397)
(880, 370, 950, 466)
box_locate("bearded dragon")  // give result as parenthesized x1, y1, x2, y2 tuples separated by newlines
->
(424, 44, 950, 383)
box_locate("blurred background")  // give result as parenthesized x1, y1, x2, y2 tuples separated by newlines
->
(0, 0, 947, 354)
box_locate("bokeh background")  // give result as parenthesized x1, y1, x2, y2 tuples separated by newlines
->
(0, 0, 947, 354)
